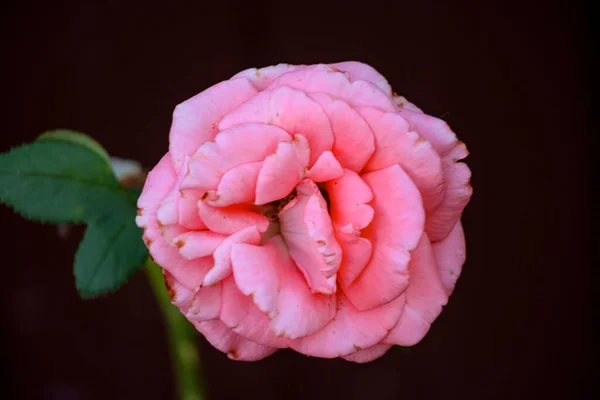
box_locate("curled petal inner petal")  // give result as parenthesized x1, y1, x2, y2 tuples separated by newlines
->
(280, 180, 342, 294)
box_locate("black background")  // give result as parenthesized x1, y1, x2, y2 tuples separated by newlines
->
(1, 1, 594, 399)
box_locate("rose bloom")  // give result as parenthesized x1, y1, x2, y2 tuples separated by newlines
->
(136, 62, 472, 362)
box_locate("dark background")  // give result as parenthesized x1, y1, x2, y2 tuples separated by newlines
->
(1, 0, 594, 399)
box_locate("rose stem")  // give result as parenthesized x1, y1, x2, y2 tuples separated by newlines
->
(145, 258, 205, 400)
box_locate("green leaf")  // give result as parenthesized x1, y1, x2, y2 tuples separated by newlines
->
(0, 137, 128, 223)
(38, 129, 111, 165)
(0, 131, 149, 298)
(75, 211, 148, 298)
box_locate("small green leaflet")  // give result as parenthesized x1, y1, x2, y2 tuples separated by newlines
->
(0, 130, 148, 298)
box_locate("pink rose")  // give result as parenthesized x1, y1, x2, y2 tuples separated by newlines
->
(136, 62, 472, 362)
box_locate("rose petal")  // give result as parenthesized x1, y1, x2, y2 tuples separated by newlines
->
(330, 61, 392, 97)
(384, 234, 448, 346)
(342, 344, 392, 363)
(219, 276, 290, 348)
(432, 221, 466, 296)
(255, 134, 310, 205)
(291, 292, 404, 358)
(304, 151, 344, 182)
(172, 231, 227, 260)
(202, 226, 262, 286)
(325, 169, 374, 230)
(219, 86, 333, 166)
(280, 180, 342, 295)
(136, 154, 176, 228)
(426, 143, 472, 242)
(231, 235, 336, 339)
(231, 63, 305, 90)
(191, 320, 277, 361)
(335, 229, 373, 288)
(169, 77, 258, 169)
(182, 123, 290, 191)
(309, 93, 375, 172)
(267, 64, 396, 111)
(344, 165, 424, 310)
(163, 271, 195, 313)
(393, 95, 423, 113)
(359, 107, 445, 213)
(206, 161, 262, 207)
(197, 200, 269, 235)
(397, 108, 458, 156)
(186, 284, 222, 321)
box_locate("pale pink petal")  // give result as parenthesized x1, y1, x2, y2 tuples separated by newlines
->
(432, 221, 466, 296)
(304, 151, 344, 182)
(197, 201, 269, 235)
(191, 320, 277, 361)
(203, 226, 262, 286)
(393, 95, 423, 113)
(358, 107, 445, 213)
(384, 234, 448, 346)
(136, 154, 176, 230)
(231, 236, 336, 339)
(255, 134, 310, 205)
(309, 93, 375, 172)
(231, 63, 305, 90)
(325, 169, 374, 230)
(397, 108, 458, 156)
(279, 180, 342, 295)
(178, 189, 206, 230)
(186, 284, 222, 321)
(219, 277, 290, 348)
(169, 78, 258, 169)
(149, 236, 213, 289)
(163, 271, 195, 313)
(267, 64, 396, 111)
(426, 142, 472, 242)
(330, 61, 392, 96)
(206, 161, 262, 207)
(342, 344, 392, 363)
(220, 86, 333, 166)
(182, 123, 290, 191)
(291, 293, 404, 358)
(344, 165, 424, 310)
(172, 231, 227, 260)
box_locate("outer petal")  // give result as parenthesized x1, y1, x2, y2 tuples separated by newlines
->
(219, 276, 290, 348)
(191, 320, 277, 361)
(397, 108, 458, 156)
(136, 155, 212, 289)
(182, 123, 290, 191)
(384, 234, 448, 346)
(393, 95, 423, 113)
(432, 221, 466, 296)
(219, 86, 333, 166)
(309, 93, 375, 172)
(169, 77, 258, 169)
(344, 165, 425, 310)
(255, 134, 310, 205)
(342, 344, 392, 363)
(202, 226, 262, 286)
(358, 107, 445, 213)
(163, 271, 195, 313)
(186, 284, 222, 321)
(231, 63, 305, 90)
(280, 180, 342, 294)
(426, 143, 472, 242)
(291, 293, 404, 358)
(330, 61, 393, 97)
(267, 64, 396, 111)
(231, 235, 336, 339)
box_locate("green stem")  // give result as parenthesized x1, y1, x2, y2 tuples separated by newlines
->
(145, 258, 205, 400)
